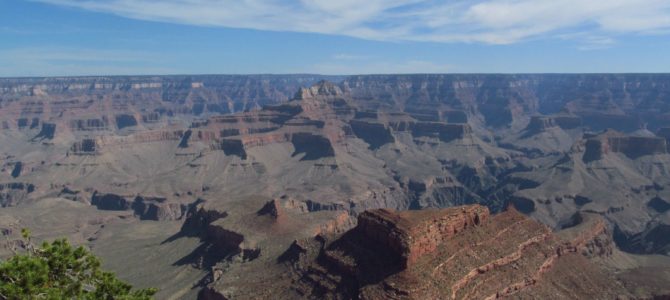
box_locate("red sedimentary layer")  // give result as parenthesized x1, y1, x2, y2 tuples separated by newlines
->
(356, 205, 489, 268)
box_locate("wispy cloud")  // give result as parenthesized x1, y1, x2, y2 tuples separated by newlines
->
(31, 0, 670, 44)
(0, 47, 174, 77)
(0, 47, 165, 63)
(301, 60, 452, 75)
(332, 54, 369, 60)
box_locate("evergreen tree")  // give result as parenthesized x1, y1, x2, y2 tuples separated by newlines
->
(0, 229, 156, 299)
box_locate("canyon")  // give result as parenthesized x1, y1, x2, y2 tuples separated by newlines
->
(1, 74, 670, 298)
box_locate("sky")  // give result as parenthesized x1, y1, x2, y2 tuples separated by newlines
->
(1, 0, 670, 77)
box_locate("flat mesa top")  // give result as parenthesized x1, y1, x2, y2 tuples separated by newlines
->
(364, 205, 489, 233)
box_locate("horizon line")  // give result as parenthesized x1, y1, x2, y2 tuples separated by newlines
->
(2, 72, 670, 80)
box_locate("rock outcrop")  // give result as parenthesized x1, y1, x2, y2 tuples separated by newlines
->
(0, 182, 35, 207)
(356, 205, 489, 268)
(132, 196, 187, 221)
(349, 120, 395, 150)
(583, 130, 668, 162)
(70, 118, 108, 131)
(32, 122, 56, 140)
(70, 138, 98, 155)
(286, 205, 627, 299)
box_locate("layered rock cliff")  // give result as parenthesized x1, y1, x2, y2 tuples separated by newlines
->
(276, 205, 627, 300)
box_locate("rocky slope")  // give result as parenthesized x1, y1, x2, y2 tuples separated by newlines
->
(200, 205, 631, 299)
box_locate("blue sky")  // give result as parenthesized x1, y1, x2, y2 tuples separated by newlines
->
(1, 0, 670, 76)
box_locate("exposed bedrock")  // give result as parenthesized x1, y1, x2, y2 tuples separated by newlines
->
(579, 113, 640, 132)
(181, 201, 227, 233)
(90, 192, 134, 211)
(356, 205, 489, 268)
(132, 196, 187, 221)
(257, 199, 285, 220)
(295, 80, 344, 99)
(178, 204, 259, 271)
(32, 122, 56, 140)
(291, 133, 335, 160)
(219, 139, 247, 159)
(423, 186, 482, 208)
(410, 122, 472, 143)
(522, 115, 582, 138)
(69, 118, 108, 131)
(115, 114, 138, 130)
(553, 114, 582, 129)
(199, 287, 229, 300)
(615, 222, 670, 255)
(304, 200, 348, 212)
(16, 118, 29, 129)
(510, 196, 536, 214)
(58, 186, 89, 203)
(10, 162, 22, 178)
(648, 197, 670, 213)
(0, 182, 35, 207)
(70, 138, 98, 155)
(90, 192, 188, 221)
(30, 118, 39, 129)
(583, 131, 668, 162)
(583, 139, 607, 162)
(349, 119, 395, 150)
(480, 105, 515, 128)
(97, 130, 185, 146)
(610, 136, 668, 158)
(442, 110, 468, 123)
(178, 129, 192, 148)
(289, 204, 622, 299)
(219, 133, 289, 149)
(404, 107, 441, 122)
(526, 116, 558, 134)
(141, 112, 161, 123)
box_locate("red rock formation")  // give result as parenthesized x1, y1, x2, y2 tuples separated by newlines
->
(356, 205, 489, 268)
(312, 211, 355, 236)
(257, 199, 285, 220)
(288, 205, 627, 300)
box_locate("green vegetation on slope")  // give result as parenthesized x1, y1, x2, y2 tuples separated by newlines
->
(0, 229, 156, 299)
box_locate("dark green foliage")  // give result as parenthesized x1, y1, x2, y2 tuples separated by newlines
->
(0, 229, 156, 299)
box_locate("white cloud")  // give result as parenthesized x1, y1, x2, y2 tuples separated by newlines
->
(30, 0, 670, 44)
(301, 60, 451, 75)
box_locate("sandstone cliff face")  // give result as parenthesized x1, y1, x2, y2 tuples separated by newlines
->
(349, 120, 394, 150)
(356, 205, 489, 268)
(284, 205, 627, 300)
